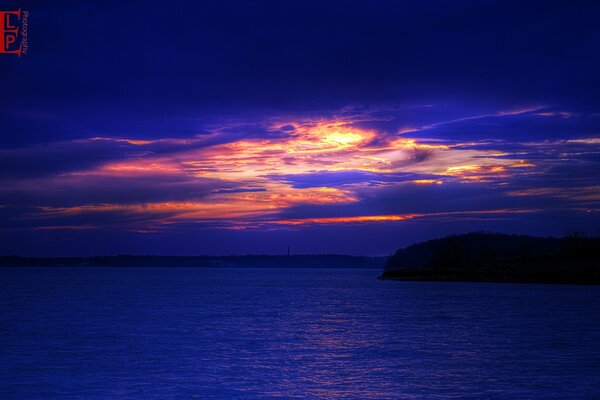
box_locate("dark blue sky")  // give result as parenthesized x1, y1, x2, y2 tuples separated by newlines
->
(1, 0, 599, 255)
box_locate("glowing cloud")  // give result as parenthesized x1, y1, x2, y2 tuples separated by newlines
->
(5, 109, 594, 234)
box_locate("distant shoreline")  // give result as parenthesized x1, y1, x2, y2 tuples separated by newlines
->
(0, 255, 386, 269)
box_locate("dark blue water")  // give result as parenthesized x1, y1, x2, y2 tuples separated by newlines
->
(1, 268, 600, 399)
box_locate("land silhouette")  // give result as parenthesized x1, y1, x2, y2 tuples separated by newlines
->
(3, 232, 600, 284)
(0, 254, 385, 269)
(380, 232, 600, 284)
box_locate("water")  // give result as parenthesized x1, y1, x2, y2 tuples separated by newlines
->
(1, 267, 600, 399)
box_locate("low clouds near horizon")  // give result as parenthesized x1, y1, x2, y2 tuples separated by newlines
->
(1, 106, 598, 255)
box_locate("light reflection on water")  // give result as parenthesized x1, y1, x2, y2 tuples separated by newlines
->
(1, 267, 600, 399)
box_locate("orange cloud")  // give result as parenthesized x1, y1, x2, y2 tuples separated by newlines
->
(38, 186, 358, 226)
(35, 117, 547, 231)
(273, 209, 538, 226)
(275, 214, 420, 225)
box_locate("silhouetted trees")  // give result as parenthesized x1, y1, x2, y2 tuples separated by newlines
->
(386, 232, 600, 270)
(382, 232, 600, 284)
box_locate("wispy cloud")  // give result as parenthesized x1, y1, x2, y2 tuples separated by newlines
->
(1, 106, 598, 237)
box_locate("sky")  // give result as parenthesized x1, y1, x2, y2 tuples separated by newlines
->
(0, 0, 599, 256)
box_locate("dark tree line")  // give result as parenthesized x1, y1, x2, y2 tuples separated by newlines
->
(386, 231, 600, 270)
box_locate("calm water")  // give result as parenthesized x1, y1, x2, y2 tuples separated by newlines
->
(1, 268, 600, 399)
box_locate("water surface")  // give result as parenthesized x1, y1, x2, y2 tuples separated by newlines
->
(1, 267, 600, 399)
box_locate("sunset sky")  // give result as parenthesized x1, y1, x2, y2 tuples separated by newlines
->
(1, 0, 599, 255)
